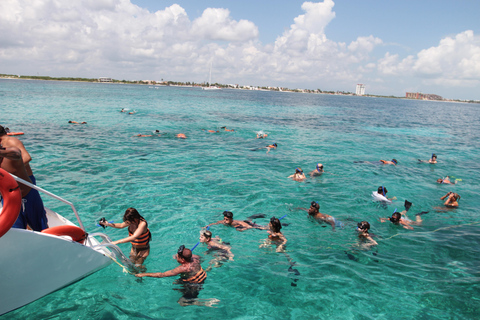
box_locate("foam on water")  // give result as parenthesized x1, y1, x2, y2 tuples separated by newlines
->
(1, 79, 479, 319)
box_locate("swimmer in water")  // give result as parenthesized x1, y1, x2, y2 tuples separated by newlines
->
(309, 163, 324, 177)
(176, 133, 187, 139)
(133, 134, 153, 137)
(259, 217, 287, 252)
(298, 201, 343, 230)
(356, 221, 378, 247)
(373, 186, 397, 201)
(436, 176, 457, 184)
(206, 211, 266, 231)
(266, 143, 277, 154)
(220, 127, 235, 132)
(380, 200, 425, 230)
(200, 230, 234, 270)
(202, 129, 219, 133)
(288, 167, 306, 181)
(256, 131, 268, 139)
(440, 192, 460, 207)
(380, 159, 397, 165)
(419, 154, 437, 164)
(68, 121, 87, 124)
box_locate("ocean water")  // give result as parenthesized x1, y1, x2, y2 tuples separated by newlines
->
(1, 79, 479, 319)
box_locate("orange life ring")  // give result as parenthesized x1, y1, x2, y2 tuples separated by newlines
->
(7, 132, 24, 136)
(0, 168, 22, 238)
(41, 225, 88, 244)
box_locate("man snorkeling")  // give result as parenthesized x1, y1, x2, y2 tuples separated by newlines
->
(136, 245, 218, 307)
(200, 230, 234, 269)
(419, 154, 437, 164)
(309, 163, 324, 177)
(356, 221, 378, 247)
(298, 201, 343, 230)
(440, 192, 460, 207)
(380, 158, 397, 165)
(436, 176, 457, 185)
(373, 186, 397, 202)
(380, 200, 426, 230)
(206, 211, 266, 231)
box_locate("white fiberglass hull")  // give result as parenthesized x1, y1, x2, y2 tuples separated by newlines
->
(0, 227, 112, 315)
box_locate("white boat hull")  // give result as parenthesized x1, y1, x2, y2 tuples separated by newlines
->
(0, 227, 112, 315)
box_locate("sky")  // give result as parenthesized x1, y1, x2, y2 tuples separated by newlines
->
(1, 0, 480, 100)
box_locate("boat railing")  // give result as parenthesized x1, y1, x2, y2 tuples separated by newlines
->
(89, 232, 135, 269)
(10, 174, 86, 231)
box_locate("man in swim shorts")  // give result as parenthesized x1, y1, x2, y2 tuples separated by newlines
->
(206, 211, 266, 231)
(0, 146, 48, 231)
(136, 245, 218, 306)
(380, 159, 397, 165)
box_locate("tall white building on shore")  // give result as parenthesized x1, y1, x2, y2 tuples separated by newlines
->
(356, 84, 365, 96)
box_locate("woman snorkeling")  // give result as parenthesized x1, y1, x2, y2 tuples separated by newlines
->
(260, 217, 287, 252)
(100, 207, 152, 268)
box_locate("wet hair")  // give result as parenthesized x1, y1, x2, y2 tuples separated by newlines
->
(377, 186, 387, 194)
(123, 207, 146, 223)
(310, 201, 320, 210)
(180, 247, 192, 262)
(389, 212, 401, 223)
(0, 125, 7, 136)
(296, 167, 303, 173)
(437, 178, 443, 183)
(223, 211, 233, 219)
(432, 154, 437, 159)
(357, 221, 370, 231)
(392, 159, 398, 164)
(453, 193, 461, 201)
(270, 217, 282, 232)
(203, 230, 212, 239)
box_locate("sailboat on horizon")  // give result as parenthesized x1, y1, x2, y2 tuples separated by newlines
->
(202, 61, 221, 91)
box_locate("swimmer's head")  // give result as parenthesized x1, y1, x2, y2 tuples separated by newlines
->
(308, 201, 320, 215)
(437, 178, 444, 184)
(389, 212, 401, 224)
(432, 154, 437, 159)
(295, 167, 303, 174)
(68, 121, 73, 123)
(223, 211, 233, 219)
(357, 221, 370, 232)
(0, 125, 7, 135)
(378, 186, 388, 195)
(201, 230, 212, 242)
(177, 245, 192, 262)
(269, 217, 282, 232)
(392, 159, 398, 165)
(317, 163, 324, 171)
(273, 143, 277, 147)
(452, 193, 460, 201)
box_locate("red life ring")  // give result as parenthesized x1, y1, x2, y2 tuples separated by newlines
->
(0, 168, 22, 238)
(41, 225, 88, 244)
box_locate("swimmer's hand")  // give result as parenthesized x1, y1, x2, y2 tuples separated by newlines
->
(392, 197, 397, 200)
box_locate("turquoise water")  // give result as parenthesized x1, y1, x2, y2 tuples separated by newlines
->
(1, 79, 480, 319)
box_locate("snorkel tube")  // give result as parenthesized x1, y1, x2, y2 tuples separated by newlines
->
(382, 186, 386, 197)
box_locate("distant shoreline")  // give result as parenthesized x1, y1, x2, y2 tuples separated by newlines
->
(1, 75, 478, 103)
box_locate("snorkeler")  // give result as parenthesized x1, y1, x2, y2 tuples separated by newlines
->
(356, 221, 378, 247)
(135, 245, 218, 307)
(436, 176, 457, 184)
(288, 167, 306, 181)
(309, 163, 324, 177)
(419, 154, 437, 164)
(266, 143, 277, 154)
(380, 201, 425, 230)
(256, 131, 268, 139)
(200, 230, 234, 269)
(220, 127, 235, 132)
(440, 192, 460, 207)
(176, 133, 187, 139)
(99, 207, 151, 268)
(259, 217, 287, 252)
(206, 211, 266, 231)
(68, 121, 87, 124)
(372, 186, 396, 202)
(299, 201, 343, 230)
(380, 159, 397, 165)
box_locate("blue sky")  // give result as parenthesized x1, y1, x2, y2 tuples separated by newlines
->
(1, 0, 480, 100)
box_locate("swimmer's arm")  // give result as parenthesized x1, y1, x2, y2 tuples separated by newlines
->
(379, 160, 386, 164)
(6, 139, 32, 164)
(206, 220, 223, 228)
(400, 220, 413, 230)
(366, 236, 378, 246)
(104, 221, 129, 229)
(440, 192, 453, 201)
(135, 265, 186, 278)
(379, 218, 388, 223)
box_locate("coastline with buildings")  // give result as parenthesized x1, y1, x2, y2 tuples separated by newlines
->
(1, 73, 478, 104)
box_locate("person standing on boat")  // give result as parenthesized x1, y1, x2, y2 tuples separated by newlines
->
(0, 146, 48, 231)
(100, 207, 151, 268)
(0, 125, 36, 184)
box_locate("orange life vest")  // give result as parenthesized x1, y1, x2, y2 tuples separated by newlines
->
(129, 228, 151, 246)
(182, 267, 207, 283)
